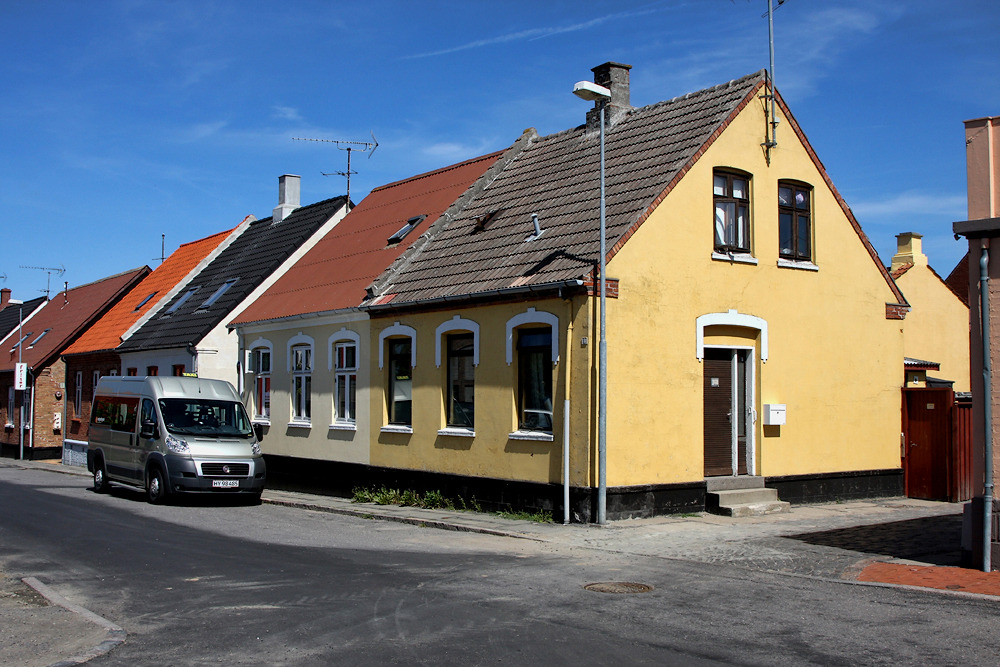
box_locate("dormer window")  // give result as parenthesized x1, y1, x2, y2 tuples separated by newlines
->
(164, 286, 199, 315)
(388, 215, 426, 245)
(198, 279, 238, 310)
(133, 292, 157, 311)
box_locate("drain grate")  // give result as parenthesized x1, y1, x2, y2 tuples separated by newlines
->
(584, 582, 653, 594)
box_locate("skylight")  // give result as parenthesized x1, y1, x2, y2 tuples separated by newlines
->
(28, 329, 51, 348)
(388, 215, 427, 245)
(164, 287, 199, 315)
(133, 292, 158, 311)
(9, 332, 31, 353)
(198, 279, 238, 310)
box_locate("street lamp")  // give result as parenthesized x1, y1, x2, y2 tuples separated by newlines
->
(7, 298, 24, 460)
(573, 80, 611, 525)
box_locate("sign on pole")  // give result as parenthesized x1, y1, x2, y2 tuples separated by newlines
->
(14, 363, 27, 390)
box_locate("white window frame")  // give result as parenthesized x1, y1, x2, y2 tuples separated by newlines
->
(6, 386, 13, 427)
(248, 338, 273, 424)
(288, 333, 314, 426)
(75, 371, 83, 416)
(328, 329, 361, 430)
(505, 308, 559, 366)
(333, 341, 358, 428)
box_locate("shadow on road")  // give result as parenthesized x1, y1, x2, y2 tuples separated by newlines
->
(97, 484, 262, 508)
(786, 513, 963, 566)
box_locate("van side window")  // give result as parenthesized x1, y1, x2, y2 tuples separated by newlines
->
(91, 396, 140, 432)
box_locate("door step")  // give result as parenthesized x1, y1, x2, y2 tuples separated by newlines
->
(706, 487, 791, 517)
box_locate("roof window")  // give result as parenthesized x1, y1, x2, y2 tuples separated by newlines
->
(198, 279, 238, 310)
(164, 286, 199, 315)
(133, 292, 158, 311)
(388, 215, 426, 245)
(9, 332, 32, 353)
(28, 329, 51, 348)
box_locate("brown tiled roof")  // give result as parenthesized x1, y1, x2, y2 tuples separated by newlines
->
(891, 263, 913, 279)
(63, 228, 231, 355)
(945, 251, 970, 307)
(230, 153, 503, 325)
(0, 268, 149, 372)
(368, 70, 906, 310)
(904, 357, 940, 370)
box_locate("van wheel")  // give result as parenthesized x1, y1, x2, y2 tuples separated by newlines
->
(93, 459, 110, 494)
(146, 466, 168, 505)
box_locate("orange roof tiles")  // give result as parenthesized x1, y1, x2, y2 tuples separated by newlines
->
(0, 268, 149, 372)
(63, 228, 232, 355)
(231, 152, 501, 325)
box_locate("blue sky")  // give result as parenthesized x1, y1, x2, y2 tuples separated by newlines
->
(2, 0, 997, 300)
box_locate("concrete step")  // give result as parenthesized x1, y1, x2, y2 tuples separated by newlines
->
(705, 476, 765, 492)
(706, 487, 791, 517)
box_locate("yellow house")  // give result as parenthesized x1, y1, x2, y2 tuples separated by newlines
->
(361, 63, 907, 521)
(890, 232, 970, 392)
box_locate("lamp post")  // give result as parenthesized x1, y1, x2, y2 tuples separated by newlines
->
(8, 298, 24, 460)
(573, 80, 611, 525)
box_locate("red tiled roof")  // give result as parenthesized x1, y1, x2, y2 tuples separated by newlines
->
(0, 267, 149, 372)
(231, 152, 501, 325)
(63, 228, 232, 355)
(891, 263, 913, 279)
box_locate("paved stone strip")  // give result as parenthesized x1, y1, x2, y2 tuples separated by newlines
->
(21, 577, 126, 667)
(858, 562, 1000, 596)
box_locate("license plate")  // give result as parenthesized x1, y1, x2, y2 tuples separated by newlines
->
(212, 479, 239, 488)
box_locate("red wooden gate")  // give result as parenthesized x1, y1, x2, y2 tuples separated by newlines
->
(902, 388, 974, 502)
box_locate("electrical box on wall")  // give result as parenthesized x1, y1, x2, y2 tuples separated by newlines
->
(763, 404, 786, 426)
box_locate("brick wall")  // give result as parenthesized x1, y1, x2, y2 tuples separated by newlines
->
(64, 351, 121, 444)
(0, 360, 66, 457)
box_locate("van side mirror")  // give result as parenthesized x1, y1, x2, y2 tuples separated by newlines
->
(140, 420, 158, 440)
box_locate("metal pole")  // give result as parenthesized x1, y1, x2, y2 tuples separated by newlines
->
(18, 302, 23, 461)
(981, 246, 993, 572)
(767, 0, 777, 148)
(598, 100, 608, 526)
(564, 299, 574, 525)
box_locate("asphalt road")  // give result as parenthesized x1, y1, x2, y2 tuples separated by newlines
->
(1, 465, 998, 666)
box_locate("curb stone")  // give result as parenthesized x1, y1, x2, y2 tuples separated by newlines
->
(21, 577, 126, 666)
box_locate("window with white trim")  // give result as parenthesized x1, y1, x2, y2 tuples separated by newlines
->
(713, 170, 751, 254)
(6, 386, 13, 427)
(291, 345, 312, 423)
(446, 334, 474, 428)
(778, 181, 812, 261)
(91, 370, 100, 410)
(75, 371, 83, 416)
(250, 347, 271, 420)
(334, 342, 357, 424)
(387, 338, 412, 426)
(517, 328, 553, 432)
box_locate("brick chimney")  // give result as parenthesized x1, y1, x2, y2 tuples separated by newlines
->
(0, 288, 9, 309)
(965, 116, 999, 220)
(586, 62, 632, 133)
(273, 174, 301, 222)
(891, 232, 927, 271)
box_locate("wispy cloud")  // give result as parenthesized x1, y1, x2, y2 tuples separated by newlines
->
(178, 120, 229, 143)
(273, 106, 303, 122)
(850, 191, 966, 219)
(403, 4, 663, 60)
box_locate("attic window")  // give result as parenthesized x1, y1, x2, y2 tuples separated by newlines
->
(388, 215, 426, 245)
(474, 208, 502, 231)
(133, 292, 158, 311)
(198, 279, 238, 310)
(28, 329, 51, 348)
(164, 286, 199, 315)
(9, 332, 32, 353)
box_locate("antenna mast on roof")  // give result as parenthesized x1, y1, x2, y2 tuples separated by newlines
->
(19, 264, 65, 299)
(154, 234, 165, 264)
(760, 0, 785, 164)
(292, 132, 379, 211)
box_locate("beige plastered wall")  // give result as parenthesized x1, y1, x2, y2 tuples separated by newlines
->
(604, 97, 903, 486)
(239, 318, 371, 465)
(895, 266, 970, 392)
(368, 297, 594, 486)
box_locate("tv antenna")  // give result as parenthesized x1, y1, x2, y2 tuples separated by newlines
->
(154, 234, 165, 264)
(760, 0, 786, 164)
(19, 264, 65, 299)
(292, 131, 378, 210)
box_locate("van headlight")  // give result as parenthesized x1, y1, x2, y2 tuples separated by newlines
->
(165, 434, 190, 454)
(251, 442, 261, 456)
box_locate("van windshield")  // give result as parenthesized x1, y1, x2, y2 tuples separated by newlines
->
(158, 399, 253, 438)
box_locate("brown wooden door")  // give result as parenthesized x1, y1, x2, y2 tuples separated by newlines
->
(704, 349, 734, 476)
(904, 389, 951, 500)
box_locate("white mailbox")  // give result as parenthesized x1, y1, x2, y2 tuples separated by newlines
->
(763, 404, 786, 426)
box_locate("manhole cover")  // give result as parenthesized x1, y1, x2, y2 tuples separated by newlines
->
(584, 582, 653, 594)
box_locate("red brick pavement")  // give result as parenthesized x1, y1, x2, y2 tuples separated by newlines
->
(858, 562, 1000, 596)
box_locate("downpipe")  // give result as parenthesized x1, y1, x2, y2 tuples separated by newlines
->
(980, 245, 993, 572)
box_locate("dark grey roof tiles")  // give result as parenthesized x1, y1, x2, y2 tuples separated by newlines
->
(0, 297, 47, 341)
(118, 196, 348, 352)
(371, 72, 765, 305)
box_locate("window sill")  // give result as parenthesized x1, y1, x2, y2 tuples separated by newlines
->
(437, 427, 475, 438)
(508, 430, 554, 442)
(252, 419, 271, 426)
(329, 422, 357, 431)
(381, 424, 413, 434)
(287, 421, 312, 429)
(776, 258, 818, 271)
(712, 251, 757, 265)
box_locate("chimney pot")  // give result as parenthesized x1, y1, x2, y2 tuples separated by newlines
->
(891, 231, 927, 271)
(585, 62, 632, 133)
(0, 288, 10, 309)
(273, 174, 301, 222)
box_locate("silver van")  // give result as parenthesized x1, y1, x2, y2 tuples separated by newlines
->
(86, 376, 265, 504)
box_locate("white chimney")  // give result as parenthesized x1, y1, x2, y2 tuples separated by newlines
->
(273, 174, 301, 222)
